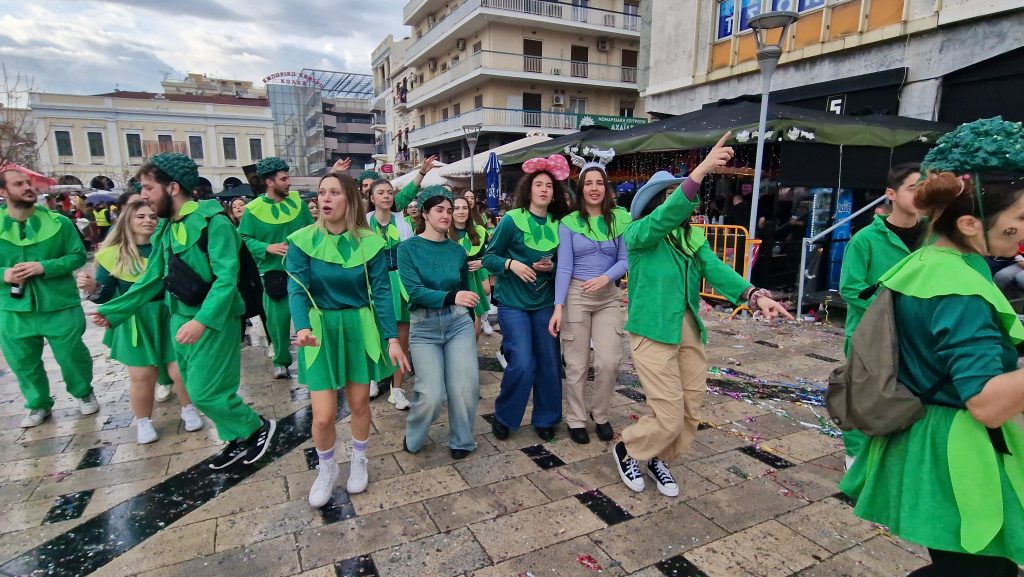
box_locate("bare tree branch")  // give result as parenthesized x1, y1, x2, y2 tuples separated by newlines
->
(0, 63, 45, 169)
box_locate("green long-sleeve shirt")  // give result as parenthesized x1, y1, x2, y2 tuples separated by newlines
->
(0, 206, 86, 313)
(623, 182, 751, 345)
(395, 181, 418, 212)
(840, 215, 918, 353)
(398, 235, 469, 310)
(238, 192, 314, 274)
(99, 200, 244, 331)
(482, 210, 558, 311)
(285, 228, 397, 339)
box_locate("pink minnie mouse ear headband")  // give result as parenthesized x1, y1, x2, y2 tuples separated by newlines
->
(523, 154, 570, 181)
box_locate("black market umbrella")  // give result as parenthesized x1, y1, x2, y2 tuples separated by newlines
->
(500, 97, 953, 164)
(214, 184, 254, 199)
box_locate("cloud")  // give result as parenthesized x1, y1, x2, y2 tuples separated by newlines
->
(0, 0, 409, 95)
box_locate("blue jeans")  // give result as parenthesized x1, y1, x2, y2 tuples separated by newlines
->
(495, 305, 562, 429)
(405, 306, 480, 452)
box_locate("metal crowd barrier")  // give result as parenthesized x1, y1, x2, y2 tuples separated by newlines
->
(694, 224, 762, 317)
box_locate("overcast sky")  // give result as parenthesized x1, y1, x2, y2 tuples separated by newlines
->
(0, 1, 410, 98)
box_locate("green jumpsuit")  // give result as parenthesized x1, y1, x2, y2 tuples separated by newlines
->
(98, 200, 262, 442)
(0, 206, 93, 410)
(238, 191, 314, 368)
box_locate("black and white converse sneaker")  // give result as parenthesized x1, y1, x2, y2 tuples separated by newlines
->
(647, 457, 680, 497)
(208, 440, 246, 470)
(241, 418, 277, 465)
(613, 441, 645, 492)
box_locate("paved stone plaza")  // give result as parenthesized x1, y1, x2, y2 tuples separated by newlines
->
(0, 299, 951, 577)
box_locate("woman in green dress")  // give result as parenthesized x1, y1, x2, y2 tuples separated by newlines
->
(450, 195, 490, 338)
(288, 172, 410, 508)
(366, 179, 413, 409)
(76, 200, 203, 444)
(840, 118, 1024, 575)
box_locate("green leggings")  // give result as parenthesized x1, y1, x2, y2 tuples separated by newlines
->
(263, 294, 293, 368)
(171, 314, 262, 441)
(0, 307, 94, 411)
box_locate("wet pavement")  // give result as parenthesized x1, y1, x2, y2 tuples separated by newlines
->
(0, 300, 942, 577)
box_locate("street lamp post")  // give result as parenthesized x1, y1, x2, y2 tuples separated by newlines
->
(745, 10, 798, 280)
(463, 123, 483, 194)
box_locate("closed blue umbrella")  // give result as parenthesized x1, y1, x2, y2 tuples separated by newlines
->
(484, 151, 501, 211)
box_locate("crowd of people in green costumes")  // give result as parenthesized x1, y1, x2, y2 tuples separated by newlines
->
(1, 117, 1022, 575)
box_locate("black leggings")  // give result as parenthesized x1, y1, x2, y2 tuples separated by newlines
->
(908, 549, 1018, 577)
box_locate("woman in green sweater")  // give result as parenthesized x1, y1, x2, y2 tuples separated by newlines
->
(287, 172, 410, 508)
(840, 118, 1024, 575)
(399, 186, 481, 458)
(482, 155, 571, 442)
(612, 134, 791, 497)
(450, 194, 491, 337)
(77, 200, 203, 444)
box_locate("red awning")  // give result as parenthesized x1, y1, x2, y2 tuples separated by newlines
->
(0, 163, 57, 189)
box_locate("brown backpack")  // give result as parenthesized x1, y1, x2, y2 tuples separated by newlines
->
(826, 286, 944, 436)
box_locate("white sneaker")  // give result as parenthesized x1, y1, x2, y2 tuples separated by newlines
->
(496, 351, 508, 369)
(20, 409, 51, 428)
(389, 388, 411, 410)
(155, 384, 172, 402)
(181, 404, 204, 432)
(613, 441, 645, 492)
(308, 460, 339, 508)
(646, 457, 680, 497)
(136, 418, 159, 444)
(481, 317, 494, 336)
(369, 380, 379, 399)
(347, 452, 369, 494)
(78, 394, 100, 416)
(273, 366, 290, 379)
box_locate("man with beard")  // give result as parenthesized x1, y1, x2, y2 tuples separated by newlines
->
(91, 153, 276, 469)
(238, 157, 314, 379)
(0, 169, 97, 428)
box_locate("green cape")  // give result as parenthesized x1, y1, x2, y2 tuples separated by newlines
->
(561, 207, 631, 242)
(0, 206, 62, 247)
(244, 192, 305, 225)
(505, 208, 559, 252)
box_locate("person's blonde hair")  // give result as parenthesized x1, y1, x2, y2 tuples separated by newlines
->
(100, 200, 152, 277)
(317, 172, 372, 238)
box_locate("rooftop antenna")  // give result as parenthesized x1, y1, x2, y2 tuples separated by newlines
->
(159, 70, 174, 81)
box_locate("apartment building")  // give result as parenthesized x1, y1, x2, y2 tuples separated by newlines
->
(371, 35, 419, 173)
(161, 73, 267, 99)
(639, 0, 1023, 123)
(400, 0, 648, 162)
(30, 91, 274, 189)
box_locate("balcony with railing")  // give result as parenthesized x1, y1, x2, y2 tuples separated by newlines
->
(406, 0, 640, 65)
(407, 50, 638, 107)
(409, 106, 580, 147)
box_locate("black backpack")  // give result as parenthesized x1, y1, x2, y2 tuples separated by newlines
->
(198, 214, 264, 319)
(826, 285, 944, 436)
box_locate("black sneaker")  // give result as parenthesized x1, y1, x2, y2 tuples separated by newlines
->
(646, 457, 680, 497)
(535, 426, 556, 442)
(241, 418, 277, 465)
(567, 426, 590, 445)
(612, 441, 645, 492)
(491, 419, 510, 440)
(208, 440, 246, 470)
(594, 421, 614, 442)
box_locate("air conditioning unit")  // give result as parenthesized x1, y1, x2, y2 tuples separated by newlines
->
(456, 38, 466, 51)
(428, 58, 437, 71)
(551, 68, 561, 75)
(552, 94, 565, 106)
(597, 39, 610, 51)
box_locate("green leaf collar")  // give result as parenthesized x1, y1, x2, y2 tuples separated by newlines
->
(505, 208, 559, 252)
(245, 191, 305, 225)
(561, 208, 631, 242)
(288, 224, 386, 267)
(0, 206, 62, 247)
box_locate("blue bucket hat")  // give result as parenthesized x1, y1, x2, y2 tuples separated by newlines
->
(629, 171, 685, 219)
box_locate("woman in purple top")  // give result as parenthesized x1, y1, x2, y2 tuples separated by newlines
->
(548, 162, 630, 444)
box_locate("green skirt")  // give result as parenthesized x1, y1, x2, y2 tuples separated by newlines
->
(388, 269, 410, 323)
(298, 307, 395, 391)
(468, 268, 490, 318)
(840, 405, 1024, 563)
(103, 300, 174, 384)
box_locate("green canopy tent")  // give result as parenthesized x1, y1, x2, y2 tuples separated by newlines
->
(501, 97, 951, 164)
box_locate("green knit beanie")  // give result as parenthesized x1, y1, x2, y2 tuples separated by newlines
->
(150, 153, 199, 193)
(415, 185, 453, 208)
(922, 117, 1024, 174)
(358, 170, 382, 182)
(255, 157, 290, 178)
